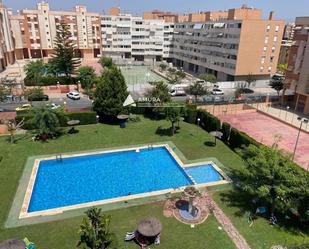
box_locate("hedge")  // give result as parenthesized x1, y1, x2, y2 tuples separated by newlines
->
(221, 122, 231, 142)
(16, 111, 97, 130)
(184, 105, 197, 124)
(229, 127, 261, 149)
(24, 76, 78, 86)
(198, 110, 221, 132)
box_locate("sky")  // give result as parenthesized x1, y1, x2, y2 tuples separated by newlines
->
(4, 0, 309, 22)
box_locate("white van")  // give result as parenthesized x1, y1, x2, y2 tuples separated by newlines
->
(169, 84, 188, 96)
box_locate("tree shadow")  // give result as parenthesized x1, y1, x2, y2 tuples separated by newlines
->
(204, 141, 216, 147)
(155, 126, 179, 137)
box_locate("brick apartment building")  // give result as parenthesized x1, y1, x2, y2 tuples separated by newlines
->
(172, 6, 285, 81)
(0, 2, 285, 82)
(285, 17, 309, 114)
(9, 2, 102, 60)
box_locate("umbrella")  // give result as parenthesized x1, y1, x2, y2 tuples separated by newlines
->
(209, 131, 223, 145)
(0, 239, 25, 249)
(137, 217, 162, 237)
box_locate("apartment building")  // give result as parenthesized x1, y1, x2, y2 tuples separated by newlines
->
(278, 23, 295, 65)
(285, 17, 309, 114)
(0, 3, 15, 72)
(10, 2, 102, 60)
(143, 10, 178, 23)
(101, 11, 174, 62)
(172, 7, 284, 81)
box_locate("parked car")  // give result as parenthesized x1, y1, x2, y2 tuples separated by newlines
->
(211, 88, 224, 95)
(28, 94, 49, 101)
(46, 103, 61, 110)
(15, 104, 32, 112)
(241, 88, 254, 94)
(66, 92, 80, 100)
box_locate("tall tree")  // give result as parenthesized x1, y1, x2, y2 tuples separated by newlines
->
(245, 73, 256, 88)
(277, 63, 288, 74)
(199, 73, 217, 84)
(237, 145, 308, 219)
(186, 81, 208, 103)
(77, 66, 96, 90)
(270, 79, 284, 97)
(77, 207, 117, 249)
(99, 57, 113, 69)
(93, 66, 128, 119)
(24, 60, 45, 85)
(165, 103, 183, 135)
(148, 81, 171, 103)
(50, 22, 80, 76)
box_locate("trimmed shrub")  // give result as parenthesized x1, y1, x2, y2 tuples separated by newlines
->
(229, 127, 260, 149)
(16, 111, 97, 130)
(221, 122, 231, 142)
(185, 105, 197, 124)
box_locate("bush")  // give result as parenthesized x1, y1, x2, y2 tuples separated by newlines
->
(17, 111, 97, 130)
(221, 122, 231, 142)
(185, 105, 197, 124)
(229, 127, 260, 149)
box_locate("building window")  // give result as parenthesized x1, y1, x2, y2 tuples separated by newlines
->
(270, 56, 274, 63)
(274, 36, 278, 42)
(266, 25, 270, 32)
(275, 26, 279, 32)
(272, 46, 276, 53)
(268, 66, 272, 72)
(264, 36, 269, 44)
(261, 56, 266, 64)
(263, 46, 267, 52)
(260, 66, 264, 72)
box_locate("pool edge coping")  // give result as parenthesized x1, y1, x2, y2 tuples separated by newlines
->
(6, 141, 231, 228)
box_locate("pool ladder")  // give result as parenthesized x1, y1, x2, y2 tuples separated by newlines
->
(56, 154, 62, 162)
(148, 144, 154, 150)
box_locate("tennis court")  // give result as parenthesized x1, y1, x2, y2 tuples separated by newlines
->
(218, 111, 309, 170)
(120, 65, 167, 85)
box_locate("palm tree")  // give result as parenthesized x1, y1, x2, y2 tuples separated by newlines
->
(77, 207, 117, 249)
(31, 106, 61, 138)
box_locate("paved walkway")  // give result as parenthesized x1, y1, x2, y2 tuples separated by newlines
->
(203, 192, 251, 249)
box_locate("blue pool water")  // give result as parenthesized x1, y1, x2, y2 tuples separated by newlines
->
(28, 147, 224, 213)
(185, 165, 223, 184)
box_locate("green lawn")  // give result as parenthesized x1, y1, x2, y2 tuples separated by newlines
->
(212, 191, 309, 249)
(0, 117, 306, 248)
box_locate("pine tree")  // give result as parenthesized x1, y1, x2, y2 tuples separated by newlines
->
(93, 66, 128, 119)
(50, 22, 80, 76)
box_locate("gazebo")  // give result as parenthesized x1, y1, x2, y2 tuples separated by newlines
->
(0, 239, 25, 249)
(136, 217, 162, 247)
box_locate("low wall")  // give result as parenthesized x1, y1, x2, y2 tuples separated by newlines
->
(198, 103, 257, 116)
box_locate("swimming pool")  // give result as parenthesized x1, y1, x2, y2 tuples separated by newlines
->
(21, 145, 227, 217)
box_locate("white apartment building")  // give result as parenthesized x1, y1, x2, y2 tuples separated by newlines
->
(101, 13, 174, 62)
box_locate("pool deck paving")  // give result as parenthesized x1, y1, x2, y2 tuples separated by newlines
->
(218, 112, 309, 170)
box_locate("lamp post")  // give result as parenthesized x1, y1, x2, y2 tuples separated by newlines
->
(285, 106, 290, 121)
(197, 118, 201, 136)
(292, 117, 308, 161)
